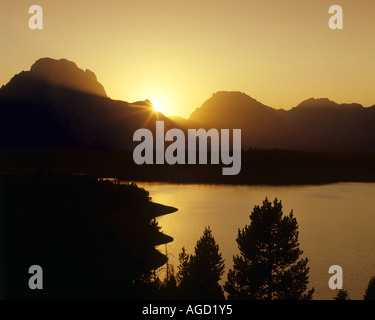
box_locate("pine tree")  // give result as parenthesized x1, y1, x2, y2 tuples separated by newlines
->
(177, 246, 190, 287)
(225, 197, 314, 300)
(334, 289, 350, 300)
(364, 276, 375, 300)
(177, 227, 225, 299)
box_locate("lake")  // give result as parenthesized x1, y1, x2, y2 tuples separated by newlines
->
(135, 182, 375, 300)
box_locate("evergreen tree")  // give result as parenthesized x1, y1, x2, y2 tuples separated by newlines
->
(225, 197, 314, 300)
(364, 276, 375, 300)
(334, 289, 350, 300)
(177, 227, 225, 299)
(177, 246, 190, 287)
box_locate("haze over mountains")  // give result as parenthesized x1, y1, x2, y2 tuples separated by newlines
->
(1, 58, 374, 152)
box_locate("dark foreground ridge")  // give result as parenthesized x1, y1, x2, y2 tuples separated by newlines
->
(0, 172, 176, 299)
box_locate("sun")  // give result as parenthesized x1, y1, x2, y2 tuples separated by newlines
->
(150, 96, 170, 115)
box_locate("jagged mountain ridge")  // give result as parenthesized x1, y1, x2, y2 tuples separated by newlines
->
(0, 58, 374, 151)
(0, 58, 176, 150)
(189, 91, 375, 151)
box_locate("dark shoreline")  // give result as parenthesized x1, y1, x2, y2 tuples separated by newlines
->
(2, 149, 375, 185)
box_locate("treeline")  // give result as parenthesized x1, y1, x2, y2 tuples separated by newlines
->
(142, 198, 315, 300)
(1, 174, 374, 300)
(0, 172, 175, 299)
(143, 198, 375, 301)
(2, 149, 375, 185)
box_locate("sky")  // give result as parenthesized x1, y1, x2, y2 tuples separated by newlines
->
(1, 0, 374, 118)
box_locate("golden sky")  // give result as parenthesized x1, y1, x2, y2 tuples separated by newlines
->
(1, 0, 374, 117)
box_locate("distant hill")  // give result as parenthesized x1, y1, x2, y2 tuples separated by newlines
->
(189, 91, 375, 151)
(0, 58, 374, 152)
(189, 91, 286, 149)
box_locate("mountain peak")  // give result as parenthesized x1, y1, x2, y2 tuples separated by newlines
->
(209, 91, 260, 104)
(188, 90, 276, 127)
(28, 58, 107, 97)
(195, 91, 269, 112)
(295, 98, 338, 109)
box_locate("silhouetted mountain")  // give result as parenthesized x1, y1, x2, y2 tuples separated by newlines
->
(294, 97, 339, 109)
(1, 59, 374, 152)
(31, 58, 108, 97)
(189, 91, 286, 148)
(0, 58, 176, 150)
(189, 92, 375, 151)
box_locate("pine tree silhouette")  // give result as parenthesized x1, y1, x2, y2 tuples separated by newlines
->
(225, 197, 314, 300)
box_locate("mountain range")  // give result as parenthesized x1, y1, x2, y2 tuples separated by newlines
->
(1, 58, 374, 152)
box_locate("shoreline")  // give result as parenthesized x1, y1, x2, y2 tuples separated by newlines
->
(2, 149, 375, 186)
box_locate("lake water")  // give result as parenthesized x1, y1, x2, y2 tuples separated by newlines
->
(135, 182, 375, 300)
